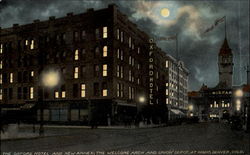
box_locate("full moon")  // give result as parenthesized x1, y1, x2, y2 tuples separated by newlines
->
(161, 8, 170, 17)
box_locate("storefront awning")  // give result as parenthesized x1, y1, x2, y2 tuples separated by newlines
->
(170, 109, 185, 115)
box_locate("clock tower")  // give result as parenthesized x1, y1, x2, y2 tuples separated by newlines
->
(218, 37, 233, 87)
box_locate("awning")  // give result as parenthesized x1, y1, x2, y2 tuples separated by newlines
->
(170, 109, 185, 115)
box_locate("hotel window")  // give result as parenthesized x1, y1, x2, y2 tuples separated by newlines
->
(166, 89, 169, 95)
(137, 63, 140, 70)
(9, 88, 13, 100)
(132, 58, 134, 66)
(129, 70, 132, 81)
(94, 65, 99, 77)
(227, 103, 230, 107)
(129, 86, 132, 99)
(117, 83, 120, 97)
(103, 46, 108, 57)
(0, 44, 2, 54)
(103, 27, 108, 38)
(95, 28, 100, 39)
(121, 31, 124, 42)
(30, 71, 34, 77)
(137, 47, 140, 54)
(137, 78, 140, 85)
(29, 87, 34, 99)
(0, 89, 2, 100)
(10, 73, 13, 83)
(81, 30, 86, 39)
(117, 49, 120, 59)
(81, 66, 86, 77)
(132, 87, 135, 99)
(54, 91, 59, 99)
(73, 84, 78, 98)
(102, 82, 108, 97)
(25, 40, 29, 46)
(156, 72, 159, 79)
(129, 56, 132, 65)
(18, 87, 22, 99)
(121, 66, 123, 78)
(121, 50, 123, 60)
(117, 29, 120, 40)
(95, 47, 99, 57)
(121, 84, 124, 97)
(166, 82, 169, 87)
(166, 98, 169, 104)
(74, 49, 79, 60)
(30, 40, 34, 49)
(117, 65, 120, 77)
(61, 85, 66, 98)
(132, 44, 134, 50)
(74, 67, 79, 79)
(94, 83, 99, 96)
(74, 31, 79, 41)
(129, 37, 132, 48)
(81, 49, 86, 59)
(102, 64, 107, 77)
(222, 101, 225, 107)
(81, 84, 86, 97)
(0, 74, 2, 84)
(166, 61, 169, 68)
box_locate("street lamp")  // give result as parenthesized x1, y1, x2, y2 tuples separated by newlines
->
(234, 89, 243, 112)
(39, 69, 60, 136)
(139, 96, 146, 104)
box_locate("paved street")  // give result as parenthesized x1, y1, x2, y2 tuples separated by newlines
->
(1, 123, 249, 154)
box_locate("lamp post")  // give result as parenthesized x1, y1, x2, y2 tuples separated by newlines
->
(39, 70, 60, 136)
(234, 89, 243, 114)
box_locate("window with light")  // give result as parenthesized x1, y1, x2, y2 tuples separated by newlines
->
(103, 46, 108, 57)
(54, 91, 59, 98)
(81, 84, 86, 98)
(29, 87, 34, 99)
(10, 73, 13, 83)
(103, 27, 108, 38)
(102, 64, 107, 77)
(74, 67, 79, 79)
(74, 49, 79, 60)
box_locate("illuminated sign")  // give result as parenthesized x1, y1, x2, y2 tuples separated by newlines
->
(149, 38, 154, 105)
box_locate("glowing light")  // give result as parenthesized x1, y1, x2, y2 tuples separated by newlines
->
(42, 70, 60, 88)
(161, 8, 170, 17)
(139, 96, 146, 103)
(189, 105, 194, 111)
(235, 89, 243, 97)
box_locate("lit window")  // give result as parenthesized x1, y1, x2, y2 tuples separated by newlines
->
(117, 83, 120, 97)
(137, 78, 140, 85)
(10, 73, 13, 83)
(30, 40, 34, 49)
(137, 47, 140, 54)
(81, 84, 86, 98)
(166, 89, 169, 95)
(166, 61, 169, 68)
(29, 87, 34, 99)
(54, 91, 59, 98)
(117, 65, 120, 77)
(103, 27, 108, 38)
(103, 46, 108, 57)
(62, 91, 66, 98)
(0, 89, 2, 100)
(121, 31, 124, 42)
(0, 60, 2, 69)
(102, 64, 107, 77)
(227, 103, 230, 107)
(25, 40, 29, 46)
(120, 66, 123, 78)
(166, 98, 169, 104)
(166, 82, 168, 87)
(210, 104, 213, 108)
(102, 82, 108, 97)
(222, 101, 224, 107)
(31, 71, 34, 77)
(129, 56, 132, 65)
(74, 67, 79, 79)
(117, 29, 120, 40)
(0, 44, 2, 54)
(137, 64, 140, 70)
(0, 74, 2, 84)
(117, 49, 120, 59)
(74, 49, 79, 60)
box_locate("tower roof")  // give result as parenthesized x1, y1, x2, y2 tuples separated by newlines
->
(219, 38, 232, 56)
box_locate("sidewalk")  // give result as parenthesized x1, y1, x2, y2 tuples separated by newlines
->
(1, 123, 166, 141)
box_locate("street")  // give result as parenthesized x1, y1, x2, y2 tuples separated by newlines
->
(1, 123, 249, 154)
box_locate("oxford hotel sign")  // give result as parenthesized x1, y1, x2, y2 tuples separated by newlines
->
(149, 39, 154, 105)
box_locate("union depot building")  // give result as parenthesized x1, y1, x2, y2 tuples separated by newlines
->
(0, 4, 188, 125)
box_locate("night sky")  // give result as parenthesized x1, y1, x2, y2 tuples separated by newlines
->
(0, 0, 249, 91)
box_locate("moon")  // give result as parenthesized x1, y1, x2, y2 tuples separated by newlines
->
(161, 8, 170, 17)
